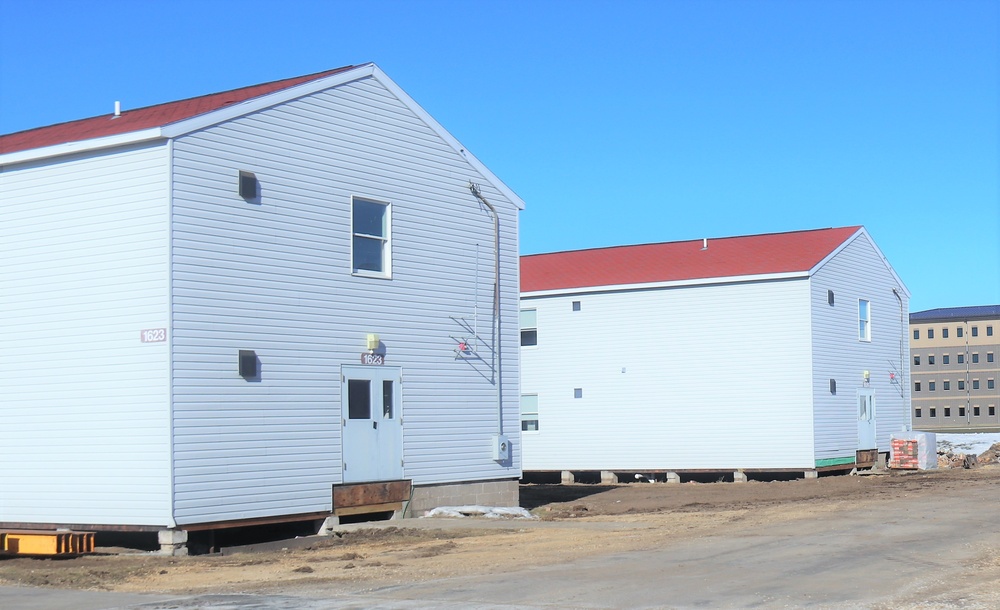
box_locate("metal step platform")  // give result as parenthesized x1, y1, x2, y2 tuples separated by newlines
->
(1, 529, 95, 556)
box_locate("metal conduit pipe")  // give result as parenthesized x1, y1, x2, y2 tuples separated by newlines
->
(893, 288, 905, 401)
(469, 182, 503, 436)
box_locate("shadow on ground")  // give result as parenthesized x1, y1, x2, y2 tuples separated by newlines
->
(519, 484, 617, 510)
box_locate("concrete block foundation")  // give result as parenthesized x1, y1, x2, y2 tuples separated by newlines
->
(405, 478, 519, 517)
(158, 529, 188, 556)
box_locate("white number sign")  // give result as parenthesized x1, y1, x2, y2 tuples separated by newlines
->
(140, 328, 167, 343)
(361, 353, 384, 365)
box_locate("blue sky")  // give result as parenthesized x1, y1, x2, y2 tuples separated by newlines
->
(1, 0, 997, 312)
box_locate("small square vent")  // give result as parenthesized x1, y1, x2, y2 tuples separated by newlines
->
(239, 350, 258, 379)
(239, 170, 258, 200)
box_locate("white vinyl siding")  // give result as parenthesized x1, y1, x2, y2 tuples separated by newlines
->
(810, 233, 910, 463)
(521, 279, 815, 471)
(169, 76, 520, 524)
(0, 143, 172, 525)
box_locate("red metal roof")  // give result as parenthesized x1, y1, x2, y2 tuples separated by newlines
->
(0, 66, 357, 155)
(521, 226, 862, 293)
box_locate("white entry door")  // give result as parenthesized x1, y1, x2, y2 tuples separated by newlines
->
(857, 390, 876, 451)
(342, 365, 403, 483)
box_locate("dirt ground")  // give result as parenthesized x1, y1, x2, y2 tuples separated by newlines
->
(1, 465, 999, 597)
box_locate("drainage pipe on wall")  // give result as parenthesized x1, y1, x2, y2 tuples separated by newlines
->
(892, 288, 905, 400)
(469, 182, 503, 436)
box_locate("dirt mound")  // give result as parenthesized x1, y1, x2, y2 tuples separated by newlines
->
(978, 443, 1000, 464)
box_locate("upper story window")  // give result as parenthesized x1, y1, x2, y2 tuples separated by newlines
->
(943, 354, 950, 365)
(928, 328, 935, 339)
(352, 197, 390, 277)
(987, 326, 994, 336)
(972, 353, 980, 364)
(957, 326, 964, 338)
(928, 355, 935, 365)
(858, 299, 871, 342)
(958, 354, 965, 364)
(942, 327, 949, 339)
(988, 353, 995, 363)
(520, 309, 538, 347)
(913, 355, 920, 366)
(972, 326, 979, 337)
(913, 329, 919, 340)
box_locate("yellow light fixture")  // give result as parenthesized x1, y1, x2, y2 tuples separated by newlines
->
(366, 333, 380, 351)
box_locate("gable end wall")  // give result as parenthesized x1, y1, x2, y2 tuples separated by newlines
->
(169, 76, 520, 525)
(810, 233, 910, 461)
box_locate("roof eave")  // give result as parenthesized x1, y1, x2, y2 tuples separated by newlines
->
(159, 64, 376, 139)
(521, 270, 811, 299)
(0, 127, 165, 165)
(369, 65, 525, 210)
(808, 226, 911, 298)
(0, 64, 378, 167)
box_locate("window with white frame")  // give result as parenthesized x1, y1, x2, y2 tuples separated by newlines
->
(520, 309, 538, 346)
(858, 299, 871, 341)
(520, 394, 539, 431)
(352, 197, 390, 276)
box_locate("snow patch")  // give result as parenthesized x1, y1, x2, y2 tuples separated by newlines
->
(422, 505, 537, 520)
(934, 432, 1000, 456)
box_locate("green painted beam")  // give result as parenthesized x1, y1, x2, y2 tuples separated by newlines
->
(815, 457, 856, 467)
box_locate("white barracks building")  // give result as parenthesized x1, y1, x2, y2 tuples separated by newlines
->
(520, 227, 910, 481)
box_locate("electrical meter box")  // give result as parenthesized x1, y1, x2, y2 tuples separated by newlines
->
(491, 434, 510, 461)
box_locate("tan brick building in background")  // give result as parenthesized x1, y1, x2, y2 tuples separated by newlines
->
(910, 305, 1000, 431)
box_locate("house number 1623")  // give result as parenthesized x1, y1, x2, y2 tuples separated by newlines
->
(361, 353, 384, 365)
(140, 328, 167, 343)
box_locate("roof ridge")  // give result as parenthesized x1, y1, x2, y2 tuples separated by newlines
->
(0, 65, 360, 154)
(522, 226, 860, 258)
(0, 67, 340, 139)
(910, 305, 1000, 317)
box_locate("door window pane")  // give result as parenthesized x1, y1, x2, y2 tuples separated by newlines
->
(383, 380, 394, 419)
(348, 379, 371, 419)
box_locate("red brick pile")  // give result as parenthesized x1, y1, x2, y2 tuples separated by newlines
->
(890, 438, 919, 469)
